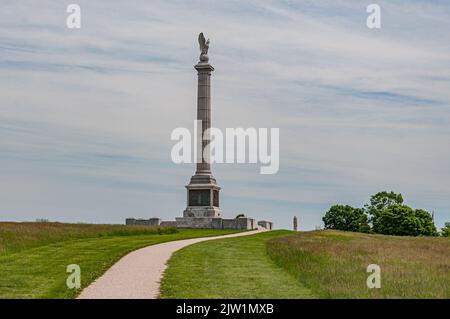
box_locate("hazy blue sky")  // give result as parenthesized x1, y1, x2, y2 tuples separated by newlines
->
(1, 1, 449, 230)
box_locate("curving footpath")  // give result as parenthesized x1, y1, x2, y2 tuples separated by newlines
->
(78, 229, 263, 299)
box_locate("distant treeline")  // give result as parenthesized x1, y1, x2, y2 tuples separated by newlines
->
(323, 191, 449, 237)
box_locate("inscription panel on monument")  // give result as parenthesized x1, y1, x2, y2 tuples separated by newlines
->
(213, 190, 219, 207)
(189, 190, 210, 206)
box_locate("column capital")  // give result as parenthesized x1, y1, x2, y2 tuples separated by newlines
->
(194, 62, 214, 72)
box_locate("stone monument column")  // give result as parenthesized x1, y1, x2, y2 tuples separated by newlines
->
(182, 33, 222, 219)
(195, 61, 213, 175)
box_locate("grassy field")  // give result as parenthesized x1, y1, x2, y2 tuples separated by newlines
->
(0, 222, 178, 253)
(3, 223, 447, 299)
(160, 230, 315, 298)
(267, 230, 450, 298)
(0, 222, 242, 298)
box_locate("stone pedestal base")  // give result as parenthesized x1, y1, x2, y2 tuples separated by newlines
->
(175, 217, 223, 229)
(175, 217, 256, 230)
(124, 216, 266, 231)
(183, 207, 222, 218)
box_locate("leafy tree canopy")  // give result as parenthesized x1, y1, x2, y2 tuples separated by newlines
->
(365, 191, 403, 216)
(322, 205, 370, 233)
(322, 191, 439, 237)
(441, 222, 450, 237)
(371, 204, 438, 236)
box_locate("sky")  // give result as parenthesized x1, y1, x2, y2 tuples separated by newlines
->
(0, 0, 449, 230)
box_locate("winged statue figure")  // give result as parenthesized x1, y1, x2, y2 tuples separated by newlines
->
(198, 32, 210, 58)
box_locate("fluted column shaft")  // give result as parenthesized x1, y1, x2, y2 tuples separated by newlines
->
(195, 62, 214, 174)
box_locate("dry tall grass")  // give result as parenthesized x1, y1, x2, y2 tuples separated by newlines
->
(0, 221, 177, 253)
(267, 230, 450, 298)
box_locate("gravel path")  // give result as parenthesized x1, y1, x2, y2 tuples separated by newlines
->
(77, 229, 263, 299)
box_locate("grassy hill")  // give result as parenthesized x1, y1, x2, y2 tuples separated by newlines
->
(267, 230, 450, 298)
(0, 222, 241, 298)
(160, 230, 315, 298)
(161, 230, 449, 299)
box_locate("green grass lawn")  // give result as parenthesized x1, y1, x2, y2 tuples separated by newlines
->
(0, 221, 179, 254)
(267, 230, 450, 298)
(160, 230, 315, 298)
(0, 222, 242, 299)
(4, 222, 445, 299)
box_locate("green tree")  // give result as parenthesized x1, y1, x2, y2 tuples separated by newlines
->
(371, 204, 438, 236)
(366, 191, 403, 230)
(441, 222, 450, 237)
(365, 191, 403, 215)
(322, 205, 370, 233)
